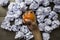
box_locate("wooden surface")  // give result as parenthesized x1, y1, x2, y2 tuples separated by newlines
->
(0, 0, 60, 40)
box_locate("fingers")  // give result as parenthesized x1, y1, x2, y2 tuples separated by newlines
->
(27, 22, 38, 31)
(23, 19, 32, 25)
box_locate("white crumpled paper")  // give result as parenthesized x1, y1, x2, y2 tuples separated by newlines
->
(1, 0, 60, 40)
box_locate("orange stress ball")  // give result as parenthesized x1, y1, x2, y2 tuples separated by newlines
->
(22, 10, 36, 23)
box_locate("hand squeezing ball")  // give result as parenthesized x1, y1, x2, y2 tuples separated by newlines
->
(22, 10, 42, 40)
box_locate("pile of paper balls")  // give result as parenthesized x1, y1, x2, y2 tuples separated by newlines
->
(0, 0, 60, 40)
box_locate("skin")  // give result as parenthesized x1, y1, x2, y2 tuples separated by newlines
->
(22, 10, 42, 40)
(28, 22, 42, 40)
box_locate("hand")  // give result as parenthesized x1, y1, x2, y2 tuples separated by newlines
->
(22, 10, 42, 40)
(27, 21, 38, 31)
(26, 20, 42, 40)
(22, 10, 38, 31)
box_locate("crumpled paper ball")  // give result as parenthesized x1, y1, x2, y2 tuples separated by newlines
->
(1, 20, 10, 29)
(34, 0, 43, 4)
(53, 5, 60, 13)
(19, 2, 28, 11)
(43, 7, 51, 16)
(38, 23, 46, 31)
(36, 7, 51, 16)
(52, 20, 60, 26)
(53, 0, 60, 5)
(8, 2, 22, 18)
(42, 33, 50, 40)
(37, 15, 45, 23)
(44, 18, 52, 25)
(29, 1, 39, 10)
(6, 11, 22, 19)
(15, 18, 22, 25)
(8, 2, 17, 12)
(36, 6, 44, 15)
(25, 0, 33, 5)
(15, 31, 24, 39)
(15, 0, 23, 3)
(44, 25, 53, 32)
(25, 31, 33, 40)
(48, 11, 58, 19)
(48, 0, 53, 2)
(42, 0, 50, 6)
